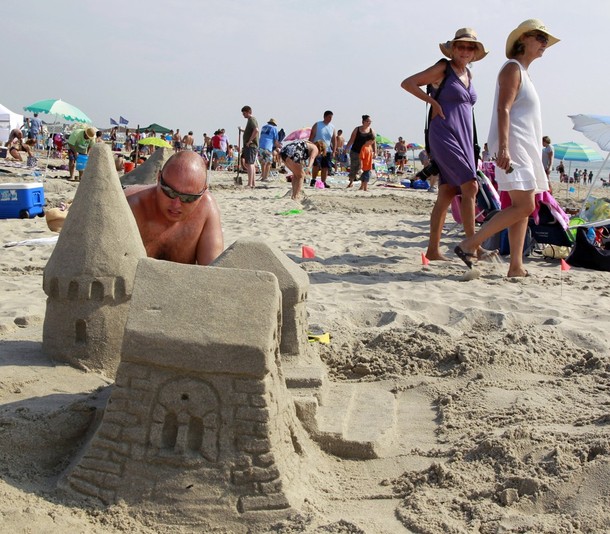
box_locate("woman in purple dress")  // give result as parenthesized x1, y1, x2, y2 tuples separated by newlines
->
(401, 28, 488, 261)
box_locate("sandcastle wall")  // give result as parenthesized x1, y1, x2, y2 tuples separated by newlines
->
(213, 238, 310, 361)
(63, 260, 318, 525)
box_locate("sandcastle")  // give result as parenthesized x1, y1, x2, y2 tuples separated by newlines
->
(120, 146, 171, 186)
(42, 148, 397, 529)
(42, 143, 146, 376)
(62, 259, 323, 529)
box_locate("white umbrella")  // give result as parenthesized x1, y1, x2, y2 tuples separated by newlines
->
(569, 114, 610, 217)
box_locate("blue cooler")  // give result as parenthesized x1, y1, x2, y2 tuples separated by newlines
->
(0, 183, 45, 219)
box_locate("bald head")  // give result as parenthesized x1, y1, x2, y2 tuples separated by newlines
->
(162, 151, 208, 192)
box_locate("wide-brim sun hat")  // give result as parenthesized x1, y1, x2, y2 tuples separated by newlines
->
(85, 126, 97, 139)
(505, 19, 559, 58)
(268, 118, 277, 126)
(439, 28, 488, 62)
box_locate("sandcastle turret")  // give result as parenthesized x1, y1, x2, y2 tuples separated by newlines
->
(120, 147, 171, 186)
(42, 143, 146, 376)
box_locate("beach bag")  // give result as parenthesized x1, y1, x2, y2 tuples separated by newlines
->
(411, 178, 429, 190)
(566, 227, 610, 271)
(482, 228, 533, 256)
(482, 210, 534, 256)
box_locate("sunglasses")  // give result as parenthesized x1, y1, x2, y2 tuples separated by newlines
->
(526, 32, 549, 44)
(455, 43, 476, 52)
(159, 173, 206, 203)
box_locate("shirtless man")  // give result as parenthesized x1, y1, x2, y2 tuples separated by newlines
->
(126, 151, 223, 265)
(182, 131, 194, 150)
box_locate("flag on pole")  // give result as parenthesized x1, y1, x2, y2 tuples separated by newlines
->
(119, 116, 129, 125)
(560, 259, 571, 271)
(110, 118, 119, 126)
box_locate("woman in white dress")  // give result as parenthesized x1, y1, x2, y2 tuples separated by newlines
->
(454, 19, 559, 277)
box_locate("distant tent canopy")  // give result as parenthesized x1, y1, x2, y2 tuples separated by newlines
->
(143, 123, 171, 134)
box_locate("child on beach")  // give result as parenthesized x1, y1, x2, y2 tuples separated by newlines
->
(358, 139, 374, 192)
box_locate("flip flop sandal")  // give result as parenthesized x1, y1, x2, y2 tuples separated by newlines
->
(454, 245, 476, 269)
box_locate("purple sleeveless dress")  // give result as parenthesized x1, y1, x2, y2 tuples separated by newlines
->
(428, 66, 477, 187)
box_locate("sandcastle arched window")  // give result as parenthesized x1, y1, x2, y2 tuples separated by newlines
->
(150, 378, 220, 462)
(49, 277, 59, 298)
(113, 277, 126, 299)
(90, 280, 104, 300)
(68, 280, 79, 300)
(161, 411, 178, 449)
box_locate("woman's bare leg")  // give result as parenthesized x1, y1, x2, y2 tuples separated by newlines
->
(426, 183, 457, 260)
(285, 159, 303, 200)
(457, 190, 535, 275)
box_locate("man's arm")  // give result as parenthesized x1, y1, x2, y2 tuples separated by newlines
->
(196, 195, 224, 265)
(308, 123, 317, 143)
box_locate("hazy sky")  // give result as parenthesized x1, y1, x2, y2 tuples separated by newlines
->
(4, 0, 609, 152)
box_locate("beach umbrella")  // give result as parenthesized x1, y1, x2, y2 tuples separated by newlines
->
(569, 114, 610, 152)
(375, 134, 394, 146)
(284, 127, 311, 142)
(23, 98, 92, 123)
(569, 115, 610, 216)
(138, 137, 172, 148)
(407, 142, 424, 162)
(552, 141, 602, 163)
(553, 141, 602, 206)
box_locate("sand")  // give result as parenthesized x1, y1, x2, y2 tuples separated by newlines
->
(1, 157, 610, 533)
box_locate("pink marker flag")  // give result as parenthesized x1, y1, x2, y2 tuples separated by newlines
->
(302, 245, 315, 259)
(421, 252, 430, 266)
(560, 259, 571, 271)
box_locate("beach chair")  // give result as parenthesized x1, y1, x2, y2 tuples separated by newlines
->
(374, 159, 390, 181)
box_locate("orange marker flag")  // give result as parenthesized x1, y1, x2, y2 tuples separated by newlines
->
(302, 245, 315, 259)
(560, 259, 571, 271)
(421, 252, 430, 266)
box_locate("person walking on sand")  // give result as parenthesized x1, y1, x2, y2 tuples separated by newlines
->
(125, 151, 223, 265)
(401, 28, 489, 262)
(280, 140, 326, 201)
(345, 115, 376, 188)
(309, 110, 336, 188)
(259, 118, 280, 182)
(454, 19, 559, 278)
(239, 106, 259, 188)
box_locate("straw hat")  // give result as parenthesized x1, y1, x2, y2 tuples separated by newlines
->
(268, 118, 277, 126)
(439, 28, 488, 62)
(84, 126, 97, 139)
(505, 19, 559, 58)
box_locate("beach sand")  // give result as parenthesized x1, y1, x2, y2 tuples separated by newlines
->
(1, 157, 610, 533)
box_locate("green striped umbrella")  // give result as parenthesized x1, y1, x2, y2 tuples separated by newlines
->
(553, 141, 602, 162)
(23, 98, 92, 123)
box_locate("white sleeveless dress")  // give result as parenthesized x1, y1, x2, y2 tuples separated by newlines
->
(487, 59, 549, 193)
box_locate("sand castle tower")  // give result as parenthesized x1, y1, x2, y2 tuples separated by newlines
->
(64, 259, 322, 529)
(120, 147, 171, 186)
(42, 143, 146, 376)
